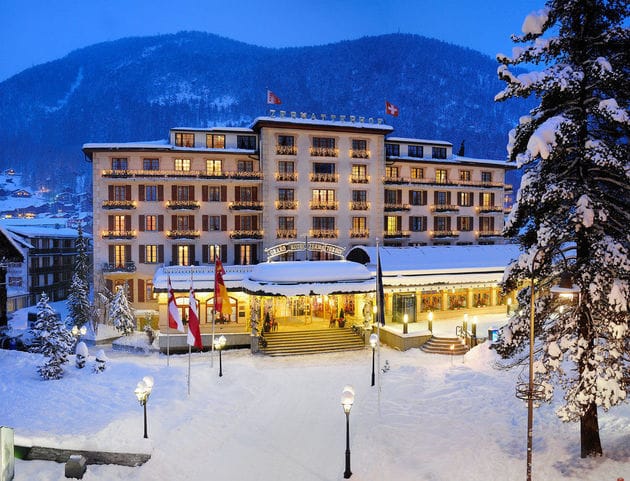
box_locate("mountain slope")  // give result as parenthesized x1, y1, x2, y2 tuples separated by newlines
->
(0, 32, 526, 190)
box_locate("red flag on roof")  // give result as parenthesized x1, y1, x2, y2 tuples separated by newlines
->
(267, 90, 282, 105)
(187, 285, 202, 349)
(167, 275, 184, 332)
(385, 101, 399, 117)
(214, 258, 231, 317)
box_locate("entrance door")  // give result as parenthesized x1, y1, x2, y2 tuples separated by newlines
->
(392, 293, 416, 323)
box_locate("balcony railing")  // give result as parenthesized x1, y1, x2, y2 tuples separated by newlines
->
(276, 172, 298, 182)
(431, 230, 459, 238)
(384, 230, 410, 238)
(478, 230, 503, 237)
(102, 200, 136, 210)
(350, 230, 370, 238)
(102, 261, 136, 273)
(230, 171, 264, 180)
(310, 173, 339, 183)
(477, 205, 504, 213)
(199, 171, 229, 179)
(276, 229, 297, 239)
(101, 230, 136, 239)
(166, 230, 200, 239)
(102, 169, 263, 180)
(166, 200, 200, 210)
(309, 229, 338, 239)
(350, 175, 370, 184)
(431, 204, 460, 213)
(383, 176, 407, 184)
(310, 147, 338, 157)
(350, 201, 369, 210)
(230, 230, 264, 239)
(276, 145, 297, 155)
(309, 201, 338, 210)
(276, 200, 298, 210)
(384, 203, 411, 212)
(350, 149, 370, 159)
(229, 201, 263, 211)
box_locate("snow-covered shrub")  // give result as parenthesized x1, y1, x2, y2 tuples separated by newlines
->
(75, 341, 89, 369)
(93, 349, 107, 373)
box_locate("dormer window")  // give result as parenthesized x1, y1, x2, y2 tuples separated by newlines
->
(206, 134, 225, 149)
(175, 133, 194, 147)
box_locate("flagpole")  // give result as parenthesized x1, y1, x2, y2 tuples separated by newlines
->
(376, 240, 382, 415)
(188, 266, 194, 395)
(167, 323, 170, 366)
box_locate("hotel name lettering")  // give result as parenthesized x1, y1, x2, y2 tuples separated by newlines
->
(265, 242, 345, 259)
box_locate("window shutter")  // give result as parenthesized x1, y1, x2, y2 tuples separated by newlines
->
(202, 245, 209, 264)
(125, 245, 132, 262)
(138, 279, 145, 303)
(408, 191, 413, 204)
(190, 246, 196, 264)
(108, 245, 114, 263)
(189, 215, 195, 230)
(139, 245, 145, 263)
(171, 216, 177, 231)
(108, 185, 114, 201)
(409, 217, 413, 230)
(139, 215, 145, 232)
(221, 245, 228, 263)
(491, 193, 495, 205)
(235, 186, 241, 202)
(190, 185, 195, 201)
(171, 185, 177, 200)
(434, 191, 439, 204)
(157, 185, 164, 201)
(422, 216, 427, 231)
(125, 185, 131, 200)
(139, 185, 145, 201)
(396, 216, 401, 231)
(202, 215, 208, 231)
(251, 245, 258, 264)
(478, 192, 483, 206)
(447, 192, 452, 205)
(127, 281, 134, 303)
(253, 186, 258, 200)
(158, 245, 164, 263)
(202, 185, 208, 202)
(235, 216, 241, 230)
(221, 215, 227, 231)
(108, 216, 114, 231)
(457, 217, 462, 230)
(422, 191, 427, 205)
(125, 215, 131, 231)
(221, 186, 227, 202)
(253, 216, 258, 230)
(158, 215, 164, 231)
(106, 279, 113, 293)
(396, 190, 402, 204)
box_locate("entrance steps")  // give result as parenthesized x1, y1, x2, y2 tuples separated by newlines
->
(420, 335, 469, 355)
(260, 328, 365, 356)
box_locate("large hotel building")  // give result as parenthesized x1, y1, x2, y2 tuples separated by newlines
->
(84, 112, 515, 345)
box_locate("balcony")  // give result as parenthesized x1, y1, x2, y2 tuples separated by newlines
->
(350, 175, 370, 184)
(101, 230, 136, 239)
(229, 201, 263, 211)
(431, 204, 460, 213)
(230, 230, 263, 239)
(276, 145, 297, 155)
(276, 229, 297, 239)
(229, 171, 264, 181)
(276, 200, 298, 210)
(350, 230, 369, 238)
(166, 200, 200, 210)
(166, 230, 200, 239)
(477, 205, 504, 213)
(350, 201, 369, 211)
(383, 176, 408, 185)
(309, 229, 338, 239)
(310, 173, 338, 183)
(102, 261, 136, 273)
(384, 203, 411, 212)
(309, 200, 338, 210)
(350, 149, 370, 159)
(276, 172, 298, 182)
(431, 230, 459, 238)
(102, 200, 136, 210)
(199, 171, 229, 180)
(478, 230, 503, 237)
(384, 231, 410, 239)
(310, 147, 338, 157)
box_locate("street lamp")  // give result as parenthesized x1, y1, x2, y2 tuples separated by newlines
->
(428, 311, 433, 332)
(515, 249, 579, 481)
(369, 334, 378, 386)
(213, 335, 227, 377)
(134, 376, 154, 439)
(341, 386, 355, 479)
(403, 313, 408, 334)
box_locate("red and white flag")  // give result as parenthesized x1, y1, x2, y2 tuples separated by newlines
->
(187, 286, 202, 349)
(167, 275, 184, 332)
(214, 258, 231, 317)
(385, 101, 399, 117)
(267, 90, 281, 105)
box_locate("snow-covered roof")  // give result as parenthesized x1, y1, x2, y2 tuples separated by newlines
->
(386, 136, 452, 146)
(171, 126, 254, 133)
(82, 139, 170, 150)
(0, 226, 26, 260)
(1, 224, 80, 238)
(250, 115, 394, 132)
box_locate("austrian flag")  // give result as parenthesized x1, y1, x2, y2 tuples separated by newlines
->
(267, 90, 282, 105)
(385, 101, 399, 117)
(167, 275, 184, 332)
(187, 286, 202, 349)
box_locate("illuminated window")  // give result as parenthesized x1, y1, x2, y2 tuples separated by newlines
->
(411, 168, 424, 179)
(435, 169, 448, 183)
(174, 159, 191, 171)
(457, 192, 473, 206)
(459, 170, 471, 181)
(206, 134, 225, 149)
(175, 133, 194, 147)
(206, 160, 222, 175)
(176, 245, 190, 266)
(145, 245, 158, 263)
(385, 166, 399, 178)
(145, 215, 157, 231)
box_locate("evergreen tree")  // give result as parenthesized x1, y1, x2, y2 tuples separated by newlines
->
(74, 222, 90, 286)
(495, 1, 629, 458)
(30, 293, 75, 380)
(108, 285, 136, 335)
(66, 221, 92, 329)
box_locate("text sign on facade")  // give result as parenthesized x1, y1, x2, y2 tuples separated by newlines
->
(265, 242, 345, 260)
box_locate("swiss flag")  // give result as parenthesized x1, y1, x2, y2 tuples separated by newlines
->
(385, 101, 399, 117)
(267, 90, 281, 105)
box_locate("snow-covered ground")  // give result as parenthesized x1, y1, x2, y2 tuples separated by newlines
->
(1, 326, 628, 481)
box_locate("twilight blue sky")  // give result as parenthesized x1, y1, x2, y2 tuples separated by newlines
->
(0, 0, 543, 82)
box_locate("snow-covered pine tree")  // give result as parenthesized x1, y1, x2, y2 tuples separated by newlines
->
(494, 1, 629, 458)
(74, 222, 90, 287)
(108, 285, 136, 335)
(66, 222, 92, 329)
(30, 293, 75, 380)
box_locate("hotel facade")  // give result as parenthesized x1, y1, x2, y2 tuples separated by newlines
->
(83, 113, 514, 345)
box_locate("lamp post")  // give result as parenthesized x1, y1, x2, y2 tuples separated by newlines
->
(134, 376, 154, 439)
(471, 316, 478, 348)
(71, 325, 87, 346)
(369, 333, 378, 386)
(341, 386, 355, 479)
(403, 312, 408, 334)
(213, 335, 227, 377)
(428, 311, 433, 332)
(515, 248, 580, 481)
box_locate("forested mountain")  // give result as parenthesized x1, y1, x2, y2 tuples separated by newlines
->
(0, 32, 527, 191)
